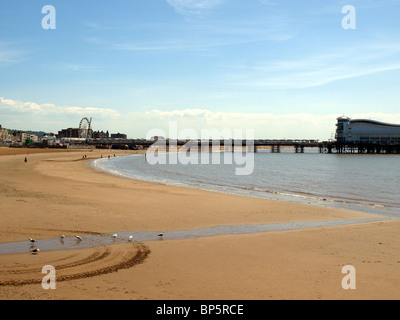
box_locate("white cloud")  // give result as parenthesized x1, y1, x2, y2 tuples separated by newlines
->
(0, 97, 120, 123)
(223, 42, 400, 90)
(63, 64, 102, 72)
(0, 97, 122, 133)
(166, 0, 223, 16)
(0, 49, 20, 66)
(83, 21, 102, 29)
(85, 33, 289, 53)
(2, 97, 400, 140)
(127, 109, 400, 140)
(229, 64, 400, 89)
(258, 0, 277, 5)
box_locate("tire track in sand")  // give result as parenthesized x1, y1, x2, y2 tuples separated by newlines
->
(0, 242, 150, 286)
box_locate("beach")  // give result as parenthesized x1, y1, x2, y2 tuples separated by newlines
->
(0, 147, 399, 300)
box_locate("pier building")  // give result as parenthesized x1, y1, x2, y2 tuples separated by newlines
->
(336, 116, 400, 144)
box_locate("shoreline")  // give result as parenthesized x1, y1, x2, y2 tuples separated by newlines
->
(1, 147, 381, 241)
(1, 147, 399, 300)
(89, 151, 394, 219)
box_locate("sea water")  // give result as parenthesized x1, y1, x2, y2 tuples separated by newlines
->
(90, 149, 400, 218)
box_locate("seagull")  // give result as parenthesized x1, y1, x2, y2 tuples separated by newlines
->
(75, 235, 83, 241)
(29, 238, 37, 244)
(128, 235, 133, 242)
(30, 248, 40, 254)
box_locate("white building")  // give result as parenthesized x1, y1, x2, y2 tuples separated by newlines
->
(336, 116, 400, 143)
(13, 131, 27, 143)
(40, 135, 64, 146)
(0, 125, 13, 142)
(27, 134, 38, 143)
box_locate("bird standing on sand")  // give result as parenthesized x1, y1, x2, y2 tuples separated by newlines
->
(29, 238, 37, 244)
(30, 248, 40, 254)
(60, 235, 65, 239)
(128, 236, 133, 242)
(75, 235, 83, 241)
(112, 234, 118, 240)
(158, 233, 164, 239)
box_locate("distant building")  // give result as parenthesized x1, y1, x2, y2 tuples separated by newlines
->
(150, 136, 165, 141)
(27, 134, 38, 143)
(10, 130, 38, 144)
(13, 130, 27, 143)
(336, 116, 400, 143)
(57, 128, 80, 139)
(92, 130, 109, 139)
(40, 135, 63, 147)
(57, 128, 93, 139)
(0, 125, 13, 141)
(111, 133, 127, 139)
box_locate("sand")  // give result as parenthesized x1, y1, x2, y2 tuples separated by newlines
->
(0, 147, 399, 300)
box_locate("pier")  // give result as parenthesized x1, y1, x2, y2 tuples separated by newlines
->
(319, 141, 400, 154)
(85, 138, 400, 154)
(12, 137, 400, 155)
(87, 138, 321, 153)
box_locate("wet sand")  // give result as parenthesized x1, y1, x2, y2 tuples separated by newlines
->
(0, 147, 399, 300)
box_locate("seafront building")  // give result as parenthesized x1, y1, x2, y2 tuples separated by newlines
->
(58, 128, 85, 138)
(58, 128, 112, 140)
(336, 116, 400, 144)
(92, 130, 109, 139)
(0, 126, 39, 145)
(110, 133, 127, 139)
(12, 131, 38, 143)
(0, 125, 13, 142)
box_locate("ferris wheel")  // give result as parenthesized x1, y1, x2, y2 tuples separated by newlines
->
(79, 117, 92, 140)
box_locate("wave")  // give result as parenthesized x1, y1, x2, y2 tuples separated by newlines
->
(238, 186, 387, 210)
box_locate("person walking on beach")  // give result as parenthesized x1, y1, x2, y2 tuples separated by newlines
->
(24, 157, 27, 163)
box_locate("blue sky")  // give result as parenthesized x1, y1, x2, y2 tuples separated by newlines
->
(1, 0, 400, 139)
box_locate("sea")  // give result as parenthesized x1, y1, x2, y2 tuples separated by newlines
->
(90, 148, 400, 219)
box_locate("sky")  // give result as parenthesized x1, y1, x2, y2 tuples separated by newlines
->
(1, 0, 400, 140)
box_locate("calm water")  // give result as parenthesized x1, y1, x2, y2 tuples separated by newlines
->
(90, 149, 400, 218)
(0, 218, 384, 255)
